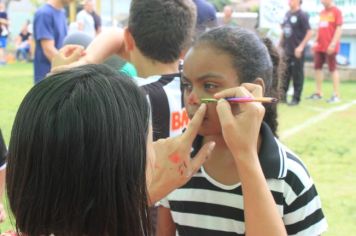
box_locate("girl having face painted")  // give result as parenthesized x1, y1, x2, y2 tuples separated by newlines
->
(157, 26, 327, 236)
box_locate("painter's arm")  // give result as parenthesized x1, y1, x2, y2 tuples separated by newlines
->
(156, 206, 176, 236)
(79, 27, 126, 65)
(148, 104, 214, 205)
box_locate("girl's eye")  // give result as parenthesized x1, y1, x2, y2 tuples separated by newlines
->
(204, 83, 218, 90)
(181, 82, 193, 92)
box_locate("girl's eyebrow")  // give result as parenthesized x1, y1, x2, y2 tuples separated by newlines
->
(181, 73, 226, 81)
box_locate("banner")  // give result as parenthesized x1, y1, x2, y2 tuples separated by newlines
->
(260, 0, 356, 29)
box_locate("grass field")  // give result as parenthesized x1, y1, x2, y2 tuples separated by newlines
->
(1, 62, 356, 235)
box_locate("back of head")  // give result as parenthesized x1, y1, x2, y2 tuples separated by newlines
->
(7, 64, 151, 236)
(223, 5, 233, 18)
(128, 0, 197, 63)
(63, 32, 93, 48)
(196, 26, 283, 135)
(83, 0, 94, 11)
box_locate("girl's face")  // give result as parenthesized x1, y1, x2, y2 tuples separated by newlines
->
(146, 125, 155, 187)
(182, 44, 240, 136)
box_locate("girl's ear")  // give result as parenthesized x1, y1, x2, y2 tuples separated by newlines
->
(124, 27, 135, 51)
(253, 78, 265, 95)
(179, 47, 189, 59)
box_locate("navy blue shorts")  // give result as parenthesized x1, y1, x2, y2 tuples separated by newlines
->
(0, 36, 7, 48)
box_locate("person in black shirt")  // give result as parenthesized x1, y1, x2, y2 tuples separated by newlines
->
(15, 21, 32, 61)
(280, 0, 312, 106)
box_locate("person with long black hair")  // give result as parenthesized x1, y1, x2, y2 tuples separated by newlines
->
(0, 129, 7, 223)
(6, 64, 213, 236)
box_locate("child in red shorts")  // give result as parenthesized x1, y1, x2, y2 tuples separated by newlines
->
(308, 0, 342, 103)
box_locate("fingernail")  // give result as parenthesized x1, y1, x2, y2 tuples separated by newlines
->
(185, 169, 193, 178)
(218, 98, 225, 103)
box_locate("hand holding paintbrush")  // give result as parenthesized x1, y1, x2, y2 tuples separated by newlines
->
(201, 96, 278, 104)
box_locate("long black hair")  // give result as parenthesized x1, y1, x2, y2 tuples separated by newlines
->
(7, 64, 151, 236)
(195, 26, 283, 135)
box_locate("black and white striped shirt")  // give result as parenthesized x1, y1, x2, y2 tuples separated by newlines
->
(135, 73, 187, 141)
(160, 123, 328, 236)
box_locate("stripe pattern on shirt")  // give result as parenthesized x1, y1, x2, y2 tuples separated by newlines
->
(137, 74, 186, 140)
(160, 124, 327, 236)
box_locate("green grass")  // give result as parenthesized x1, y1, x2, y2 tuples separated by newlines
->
(0, 63, 33, 233)
(278, 76, 356, 235)
(0, 62, 356, 235)
(0, 63, 33, 143)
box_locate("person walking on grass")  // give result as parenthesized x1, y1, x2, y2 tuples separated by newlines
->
(33, 0, 74, 83)
(0, 2, 9, 65)
(308, 0, 343, 103)
(280, 0, 312, 106)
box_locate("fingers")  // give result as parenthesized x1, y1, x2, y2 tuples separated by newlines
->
(49, 64, 72, 75)
(240, 83, 263, 97)
(216, 99, 235, 130)
(189, 141, 215, 176)
(59, 44, 83, 56)
(214, 87, 241, 99)
(67, 46, 86, 62)
(214, 83, 263, 99)
(181, 103, 206, 142)
(52, 45, 86, 72)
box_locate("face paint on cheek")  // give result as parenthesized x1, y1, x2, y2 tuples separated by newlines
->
(187, 95, 195, 105)
(169, 153, 181, 164)
(186, 90, 201, 105)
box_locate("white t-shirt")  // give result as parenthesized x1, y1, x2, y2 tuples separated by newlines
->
(134, 73, 187, 140)
(76, 10, 95, 38)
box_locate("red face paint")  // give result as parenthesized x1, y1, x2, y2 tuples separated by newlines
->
(169, 153, 181, 164)
(187, 92, 199, 105)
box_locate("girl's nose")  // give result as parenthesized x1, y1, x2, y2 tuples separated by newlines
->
(187, 90, 201, 105)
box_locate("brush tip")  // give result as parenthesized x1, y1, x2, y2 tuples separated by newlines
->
(201, 98, 218, 103)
